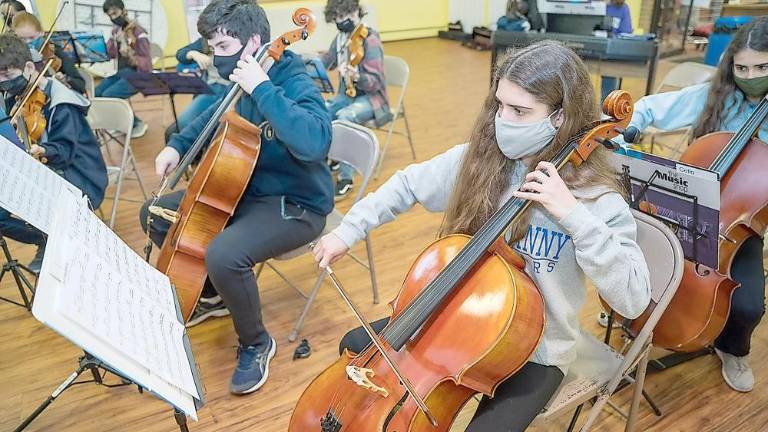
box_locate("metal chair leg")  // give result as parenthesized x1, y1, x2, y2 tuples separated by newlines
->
(108, 134, 132, 229)
(401, 105, 415, 160)
(365, 235, 379, 304)
(290, 270, 326, 342)
(625, 350, 650, 432)
(374, 111, 399, 179)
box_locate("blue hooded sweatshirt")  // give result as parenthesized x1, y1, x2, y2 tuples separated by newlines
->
(168, 50, 334, 216)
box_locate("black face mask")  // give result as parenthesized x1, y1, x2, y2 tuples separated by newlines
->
(110, 15, 128, 28)
(336, 18, 356, 33)
(0, 74, 28, 96)
(214, 44, 247, 80)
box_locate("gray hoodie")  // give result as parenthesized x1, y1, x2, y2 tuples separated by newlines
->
(333, 144, 651, 373)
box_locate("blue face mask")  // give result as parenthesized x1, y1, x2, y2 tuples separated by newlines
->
(27, 37, 43, 51)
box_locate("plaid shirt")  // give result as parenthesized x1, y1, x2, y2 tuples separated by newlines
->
(322, 28, 391, 127)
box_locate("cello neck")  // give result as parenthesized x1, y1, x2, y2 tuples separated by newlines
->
(382, 138, 578, 351)
(710, 97, 768, 178)
(167, 43, 274, 190)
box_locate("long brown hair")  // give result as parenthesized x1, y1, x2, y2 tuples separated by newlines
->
(441, 41, 622, 242)
(693, 17, 768, 138)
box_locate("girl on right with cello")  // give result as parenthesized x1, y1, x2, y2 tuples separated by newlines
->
(620, 17, 768, 392)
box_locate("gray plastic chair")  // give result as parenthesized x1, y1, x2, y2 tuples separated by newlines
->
(532, 209, 685, 432)
(365, 55, 415, 178)
(87, 98, 147, 229)
(264, 120, 381, 341)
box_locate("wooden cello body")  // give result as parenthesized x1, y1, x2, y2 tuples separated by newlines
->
(151, 9, 316, 321)
(616, 100, 768, 352)
(292, 236, 544, 431)
(155, 112, 262, 320)
(289, 92, 633, 432)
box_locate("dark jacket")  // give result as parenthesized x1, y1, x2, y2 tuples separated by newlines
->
(55, 45, 86, 95)
(168, 50, 334, 216)
(39, 80, 108, 207)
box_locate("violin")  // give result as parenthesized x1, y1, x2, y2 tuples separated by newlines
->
(146, 8, 316, 321)
(343, 23, 368, 98)
(8, 58, 54, 163)
(289, 91, 634, 431)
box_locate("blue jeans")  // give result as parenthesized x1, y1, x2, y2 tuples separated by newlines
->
(600, 76, 621, 102)
(95, 69, 141, 126)
(326, 94, 374, 181)
(0, 208, 45, 246)
(178, 83, 228, 131)
(165, 83, 228, 143)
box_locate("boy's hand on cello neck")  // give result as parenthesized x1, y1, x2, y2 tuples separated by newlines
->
(231, 54, 269, 95)
(313, 233, 349, 269)
(513, 161, 578, 221)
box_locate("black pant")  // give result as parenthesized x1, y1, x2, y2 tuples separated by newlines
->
(141, 191, 325, 347)
(0, 208, 45, 246)
(339, 318, 564, 432)
(715, 235, 766, 357)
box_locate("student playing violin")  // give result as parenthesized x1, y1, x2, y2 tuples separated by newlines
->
(11, 12, 87, 96)
(0, 33, 107, 273)
(312, 40, 651, 431)
(321, 0, 391, 200)
(619, 17, 768, 393)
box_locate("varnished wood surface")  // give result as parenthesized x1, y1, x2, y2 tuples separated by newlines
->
(1, 38, 767, 432)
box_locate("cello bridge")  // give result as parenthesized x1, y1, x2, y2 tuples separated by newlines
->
(148, 206, 179, 224)
(346, 365, 389, 398)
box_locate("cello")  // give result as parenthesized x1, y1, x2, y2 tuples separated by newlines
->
(607, 97, 768, 352)
(289, 92, 634, 432)
(147, 8, 316, 321)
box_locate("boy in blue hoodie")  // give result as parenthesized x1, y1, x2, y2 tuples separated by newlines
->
(140, 0, 333, 395)
(0, 33, 108, 273)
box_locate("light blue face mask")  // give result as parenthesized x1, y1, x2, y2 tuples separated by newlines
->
(494, 110, 560, 160)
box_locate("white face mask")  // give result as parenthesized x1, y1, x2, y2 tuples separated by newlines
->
(494, 110, 560, 160)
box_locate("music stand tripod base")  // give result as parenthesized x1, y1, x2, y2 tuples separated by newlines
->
(14, 352, 190, 432)
(0, 233, 36, 310)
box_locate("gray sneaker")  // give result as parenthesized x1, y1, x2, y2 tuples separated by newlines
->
(715, 348, 754, 392)
(185, 299, 230, 328)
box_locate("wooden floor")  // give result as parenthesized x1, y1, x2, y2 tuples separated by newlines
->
(2, 38, 767, 432)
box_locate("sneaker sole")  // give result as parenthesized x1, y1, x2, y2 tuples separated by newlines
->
(715, 349, 753, 393)
(234, 338, 277, 395)
(185, 308, 230, 328)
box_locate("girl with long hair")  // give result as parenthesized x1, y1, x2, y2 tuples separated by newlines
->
(312, 40, 651, 431)
(619, 17, 768, 393)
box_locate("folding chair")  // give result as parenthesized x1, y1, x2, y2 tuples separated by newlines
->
(532, 209, 685, 432)
(365, 55, 415, 178)
(262, 120, 381, 342)
(87, 98, 147, 229)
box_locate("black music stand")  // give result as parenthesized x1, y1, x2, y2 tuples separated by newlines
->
(123, 72, 212, 132)
(0, 231, 36, 311)
(51, 31, 110, 65)
(14, 352, 190, 432)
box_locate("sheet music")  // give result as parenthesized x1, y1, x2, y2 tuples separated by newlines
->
(47, 196, 198, 397)
(0, 136, 81, 233)
(30, 193, 202, 417)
